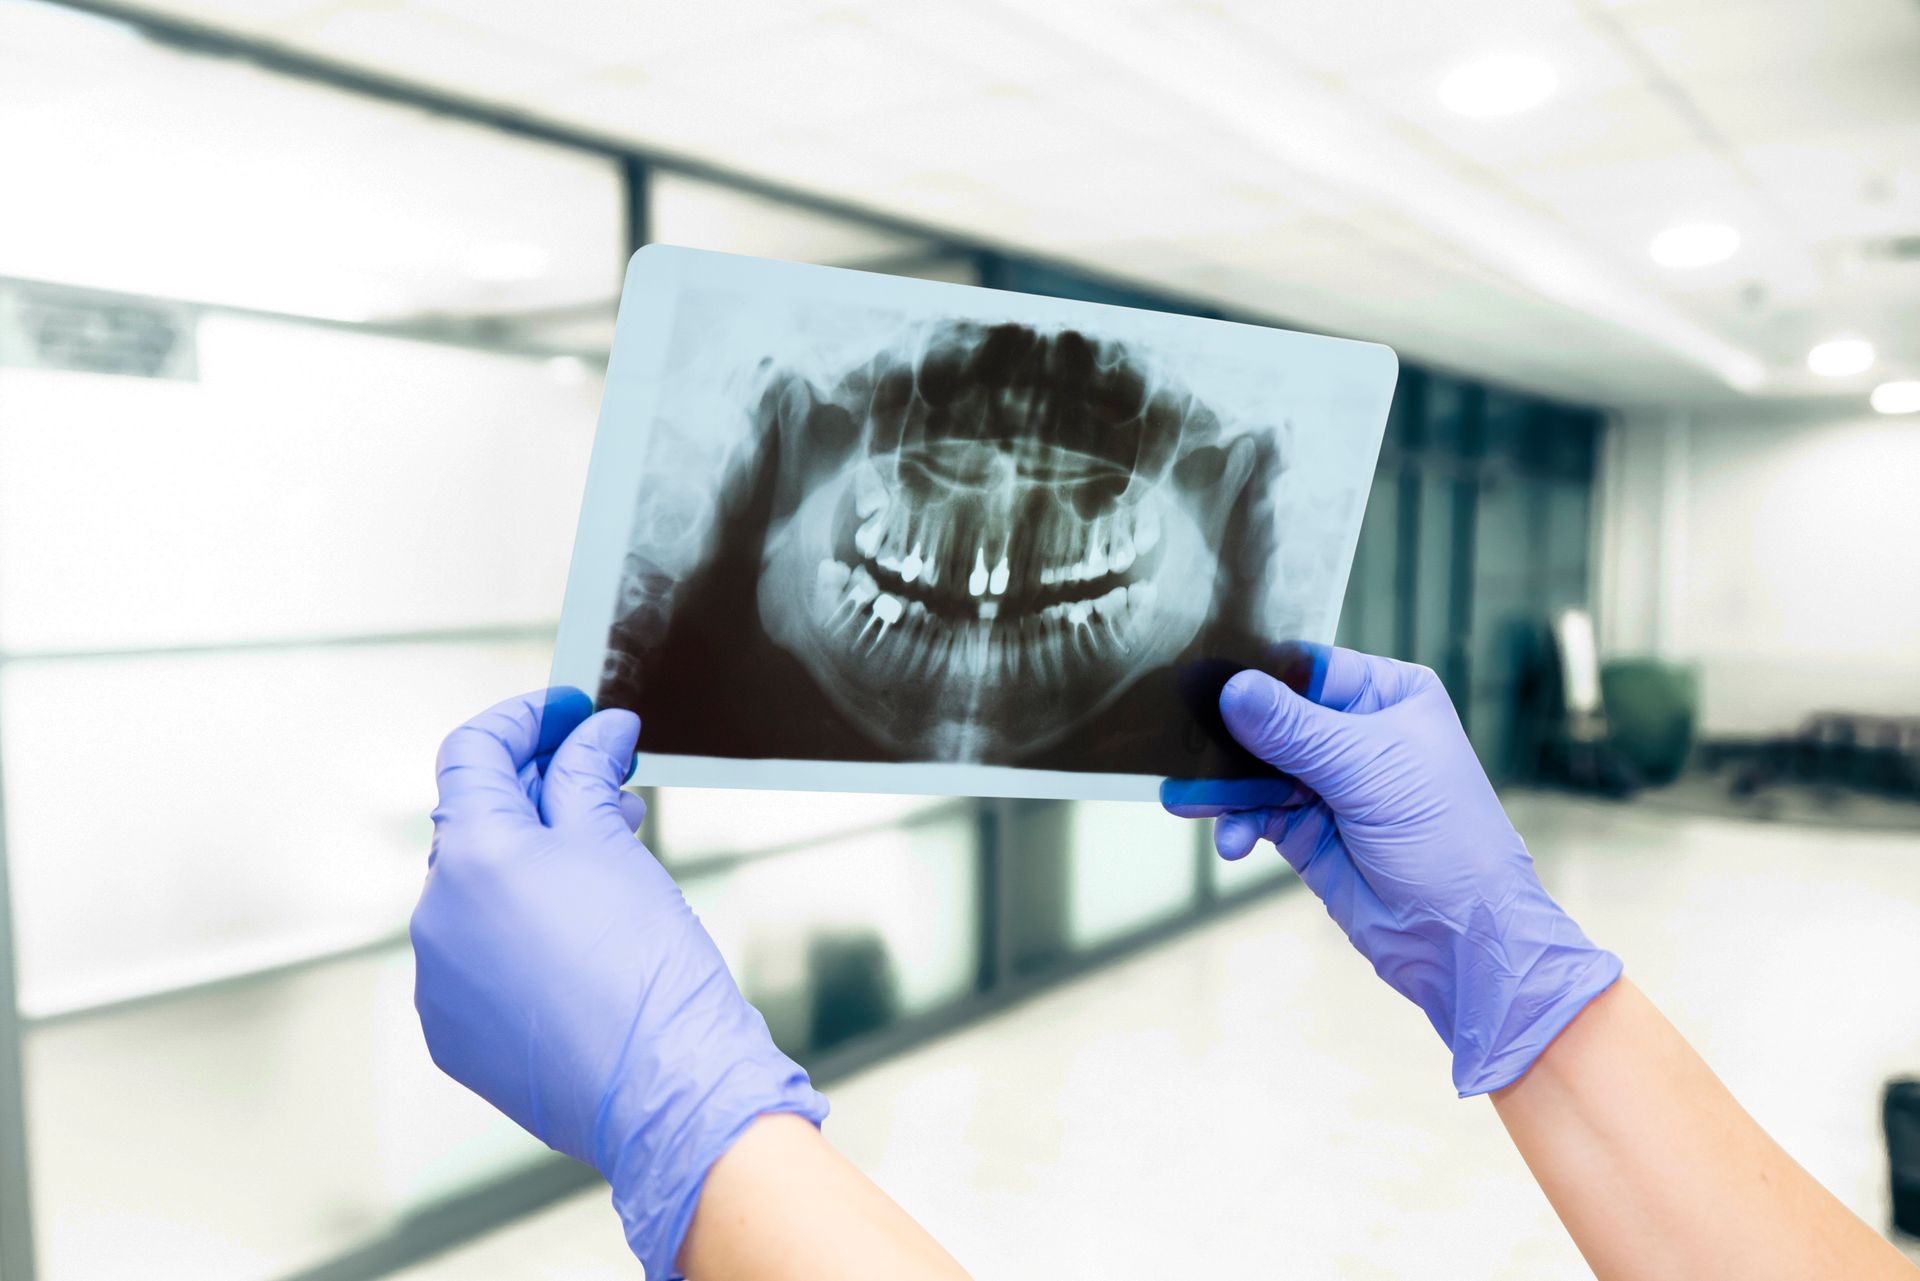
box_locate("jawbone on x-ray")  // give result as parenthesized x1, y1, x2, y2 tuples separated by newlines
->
(549, 247, 1397, 802)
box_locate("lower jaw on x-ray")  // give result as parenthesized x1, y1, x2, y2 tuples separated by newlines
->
(603, 318, 1278, 775)
(760, 419, 1239, 763)
(561, 247, 1394, 794)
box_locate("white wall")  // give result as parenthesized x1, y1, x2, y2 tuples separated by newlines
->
(1598, 405, 1920, 737)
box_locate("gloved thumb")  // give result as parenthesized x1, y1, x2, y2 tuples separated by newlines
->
(539, 708, 641, 834)
(1219, 669, 1359, 800)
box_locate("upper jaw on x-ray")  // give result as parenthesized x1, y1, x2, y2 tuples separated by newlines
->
(690, 318, 1260, 763)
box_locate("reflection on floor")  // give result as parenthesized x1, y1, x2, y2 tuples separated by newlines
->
(394, 794, 1920, 1280)
(1637, 769, 1920, 834)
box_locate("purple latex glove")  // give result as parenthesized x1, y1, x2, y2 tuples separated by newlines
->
(1162, 647, 1621, 1095)
(412, 690, 827, 1278)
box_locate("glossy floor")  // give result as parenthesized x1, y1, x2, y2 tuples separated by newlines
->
(395, 794, 1920, 1279)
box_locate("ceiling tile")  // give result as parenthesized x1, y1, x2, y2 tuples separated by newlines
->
(868, 168, 1044, 233)
(1684, 53, 1920, 144)
(295, 6, 586, 94)
(1372, 81, 1701, 179)
(630, 19, 976, 125)
(1618, 0, 1920, 80)
(1739, 122, 1920, 242)
(1507, 146, 1751, 227)
(149, 0, 338, 27)
(411, 0, 846, 65)
(1218, 0, 1594, 78)
(45, 0, 1910, 406)
(862, 0, 1086, 88)
(1344, 7, 1641, 101)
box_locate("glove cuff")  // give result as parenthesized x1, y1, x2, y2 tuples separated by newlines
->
(1446, 886, 1623, 1097)
(605, 1043, 829, 1280)
(593, 963, 830, 1281)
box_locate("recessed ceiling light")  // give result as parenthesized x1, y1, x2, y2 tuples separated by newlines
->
(1648, 222, 1740, 269)
(1807, 337, 1875, 378)
(1870, 380, 1920, 414)
(463, 242, 550, 283)
(1438, 55, 1558, 118)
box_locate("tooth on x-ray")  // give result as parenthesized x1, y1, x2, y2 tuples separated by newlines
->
(552, 247, 1395, 800)
(742, 313, 1271, 766)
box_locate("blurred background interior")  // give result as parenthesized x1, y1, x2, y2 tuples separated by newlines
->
(0, 0, 1916, 1276)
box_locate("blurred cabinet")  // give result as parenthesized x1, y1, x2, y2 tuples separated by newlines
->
(1001, 800, 1207, 978)
(1336, 469, 1400, 655)
(1343, 370, 1603, 783)
(679, 809, 979, 1056)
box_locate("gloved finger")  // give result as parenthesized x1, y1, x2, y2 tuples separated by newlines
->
(1160, 776, 1312, 818)
(539, 709, 642, 833)
(1218, 670, 1361, 798)
(1267, 641, 1374, 710)
(533, 687, 595, 759)
(1214, 808, 1276, 859)
(1313, 647, 1441, 713)
(1229, 770, 1402, 953)
(524, 690, 595, 786)
(434, 689, 586, 828)
(1209, 805, 1350, 904)
(618, 789, 648, 833)
(439, 688, 590, 773)
(1267, 804, 1360, 916)
(1237, 802, 1370, 941)
(1312, 646, 1379, 710)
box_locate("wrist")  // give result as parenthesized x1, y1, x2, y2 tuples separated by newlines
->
(676, 1114, 829, 1278)
(1455, 947, 1622, 1096)
(601, 1033, 828, 1279)
(1445, 882, 1622, 1097)
(1489, 973, 1632, 1105)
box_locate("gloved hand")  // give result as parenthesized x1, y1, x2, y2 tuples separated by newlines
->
(1162, 647, 1621, 1095)
(412, 690, 827, 1278)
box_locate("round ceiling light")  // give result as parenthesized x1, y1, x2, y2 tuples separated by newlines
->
(1870, 380, 1920, 414)
(1648, 222, 1741, 269)
(1807, 338, 1875, 378)
(1438, 55, 1558, 117)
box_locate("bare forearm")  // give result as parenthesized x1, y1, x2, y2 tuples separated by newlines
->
(679, 1114, 972, 1281)
(1493, 979, 1914, 1281)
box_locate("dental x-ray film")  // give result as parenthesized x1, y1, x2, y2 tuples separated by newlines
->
(550, 247, 1396, 801)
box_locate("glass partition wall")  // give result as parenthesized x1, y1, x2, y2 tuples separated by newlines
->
(0, 4, 1601, 1279)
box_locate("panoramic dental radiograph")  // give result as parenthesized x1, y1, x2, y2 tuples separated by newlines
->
(601, 318, 1286, 772)
(555, 248, 1394, 794)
